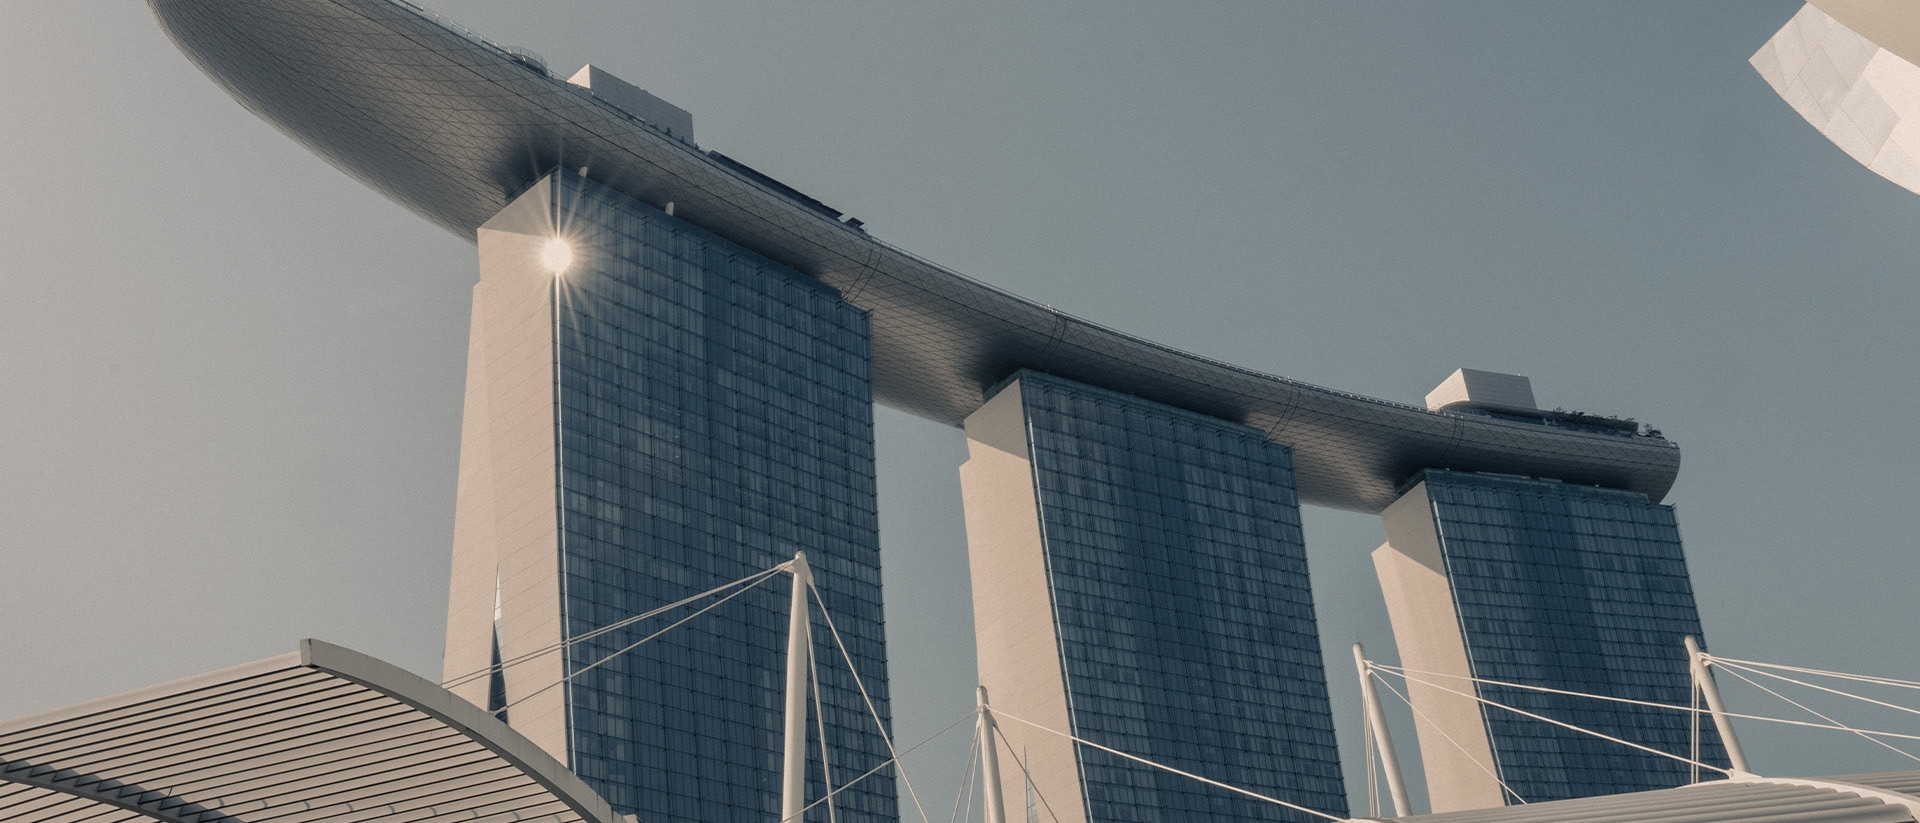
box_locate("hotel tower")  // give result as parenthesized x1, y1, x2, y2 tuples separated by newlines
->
(148, 1, 1728, 819)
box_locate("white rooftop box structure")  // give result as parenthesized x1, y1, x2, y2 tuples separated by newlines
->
(1426, 368, 1540, 416)
(568, 64, 694, 144)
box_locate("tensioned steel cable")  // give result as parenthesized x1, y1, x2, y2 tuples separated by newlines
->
(443, 562, 789, 689)
(1712, 664, 1920, 764)
(1711, 657, 1920, 691)
(958, 735, 979, 823)
(456, 556, 957, 823)
(809, 618, 840, 823)
(1370, 673, 1527, 805)
(1372, 663, 1710, 716)
(494, 571, 779, 717)
(809, 578, 935, 823)
(989, 724, 1066, 823)
(1711, 658, 1920, 720)
(946, 722, 982, 823)
(1382, 668, 1734, 776)
(987, 706, 1347, 821)
(1719, 711, 1920, 741)
(1373, 661, 1920, 744)
(789, 708, 980, 823)
(1691, 672, 1703, 784)
(1362, 692, 1379, 816)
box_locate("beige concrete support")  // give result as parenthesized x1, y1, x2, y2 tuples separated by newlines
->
(959, 379, 1088, 823)
(442, 176, 570, 764)
(1374, 481, 1505, 813)
(442, 281, 504, 712)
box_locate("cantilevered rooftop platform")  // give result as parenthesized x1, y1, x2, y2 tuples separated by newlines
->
(150, 0, 1680, 513)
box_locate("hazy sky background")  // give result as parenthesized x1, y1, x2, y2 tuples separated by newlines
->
(6, 1, 1920, 817)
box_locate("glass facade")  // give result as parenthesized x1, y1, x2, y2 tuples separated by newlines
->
(546, 173, 895, 822)
(1012, 371, 1347, 823)
(1419, 470, 1726, 803)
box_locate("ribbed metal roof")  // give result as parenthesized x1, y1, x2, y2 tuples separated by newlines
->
(1368, 775, 1920, 823)
(1845, 774, 1920, 800)
(146, 0, 1682, 513)
(0, 640, 627, 823)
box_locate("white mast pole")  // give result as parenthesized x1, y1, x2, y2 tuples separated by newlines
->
(1685, 635, 1752, 774)
(782, 553, 814, 821)
(1353, 643, 1412, 816)
(977, 686, 1008, 823)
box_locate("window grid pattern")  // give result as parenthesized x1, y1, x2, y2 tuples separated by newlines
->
(1017, 372, 1348, 823)
(551, 174, 895, 822)
(1422, 470, 1727, 803)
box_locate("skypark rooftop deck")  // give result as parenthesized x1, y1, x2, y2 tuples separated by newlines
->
(149, 0, 1680, 513)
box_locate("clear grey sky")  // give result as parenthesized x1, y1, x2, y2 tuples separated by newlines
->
(6, 1, 1918, 816)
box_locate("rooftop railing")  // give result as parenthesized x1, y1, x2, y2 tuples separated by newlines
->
(387, 0, 549, 75)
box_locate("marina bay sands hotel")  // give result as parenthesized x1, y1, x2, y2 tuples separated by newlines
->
(134, 1, 1729, 821)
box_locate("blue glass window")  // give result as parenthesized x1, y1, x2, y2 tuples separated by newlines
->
(547, 173, 895, 822)
(1012, 371, 1347, 823)
(1420, 470, 1728, 803)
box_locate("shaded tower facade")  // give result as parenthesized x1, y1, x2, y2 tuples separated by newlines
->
(960, 371, 1347, 823)
(442, 171, 896, 822)
(1375, 470, 1727, 810)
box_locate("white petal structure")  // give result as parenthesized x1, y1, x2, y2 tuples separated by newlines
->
(1754, 1, 1920, 195)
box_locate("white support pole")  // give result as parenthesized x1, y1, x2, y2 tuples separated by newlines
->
(977, 686, 1008, 823)
(783, 553, 814, 822)
(1685, 635, 1752, 774)
(1353, 643, 1412, 817)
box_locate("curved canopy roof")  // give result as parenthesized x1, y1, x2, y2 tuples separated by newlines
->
(0, 640, 627, 823)
(1373, 774, 1920, 823)
(148, 0, 1680, 513)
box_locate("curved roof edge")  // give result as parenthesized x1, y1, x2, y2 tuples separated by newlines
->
(1372, 773, 1920, 823)
(298, 638, 627, 823)
(148, 0, 1681, 513)
(0, 640, 629, 823)
(1766, 774, 1920, 819)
